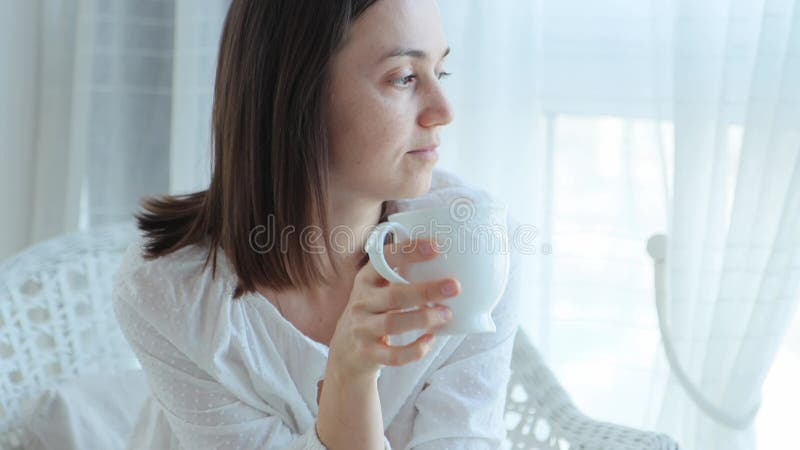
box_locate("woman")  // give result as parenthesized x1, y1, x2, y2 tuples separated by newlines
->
(112, 0, 522, 448)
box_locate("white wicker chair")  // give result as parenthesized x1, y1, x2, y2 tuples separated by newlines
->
(0, 223, 679, 449)
(0, 222, 142, 449)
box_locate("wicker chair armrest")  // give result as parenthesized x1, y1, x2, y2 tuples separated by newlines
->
(506, 331, 681, 449)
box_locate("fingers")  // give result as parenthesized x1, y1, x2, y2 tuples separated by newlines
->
(346, 238, 462, 369)
(360, 304, 453, 337)
(364, 277, 461, 314)
(367, 332, 438, 367)
(360, 239, 439, 285)
(384, 239, 437, 271)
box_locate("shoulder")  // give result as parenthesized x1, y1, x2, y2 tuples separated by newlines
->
(112, 236, 235, 340)
(114, 237, 229, 303)
(112, 236, 253, 371)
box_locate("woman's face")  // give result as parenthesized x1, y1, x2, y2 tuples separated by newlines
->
(325, 0, 454, 203)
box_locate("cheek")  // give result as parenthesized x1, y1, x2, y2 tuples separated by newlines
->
(367, 105, 408, 152)
(331, 93, 412, 167)
(351, 89, 408, 137)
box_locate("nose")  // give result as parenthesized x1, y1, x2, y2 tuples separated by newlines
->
(418, 82, 455, 128)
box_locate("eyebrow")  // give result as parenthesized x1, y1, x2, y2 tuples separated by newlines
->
(381, 46, 451, 62)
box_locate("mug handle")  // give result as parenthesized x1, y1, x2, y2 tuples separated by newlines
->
(364, 221, 413, 284)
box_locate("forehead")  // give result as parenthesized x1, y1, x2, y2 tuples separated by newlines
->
(341, 0, 448, 64)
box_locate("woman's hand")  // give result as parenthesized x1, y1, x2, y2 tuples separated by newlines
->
(326, 239, 461, 382)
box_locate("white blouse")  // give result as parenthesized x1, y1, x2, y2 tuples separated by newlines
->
(112, 168, 523, 450)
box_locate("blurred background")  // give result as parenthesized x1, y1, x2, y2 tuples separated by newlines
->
(1, 0, 799, 449)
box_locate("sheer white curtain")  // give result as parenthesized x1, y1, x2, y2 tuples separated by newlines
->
(0, 0, 228, 261)
(654, 0, 800, 448)
(437, 0, 800, 449)
(1, 0, 83, 260)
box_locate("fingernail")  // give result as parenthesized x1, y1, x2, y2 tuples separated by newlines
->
(440, 280, 457, 296)
(420, 241, 434, 256)
(438, 307, 452, 321)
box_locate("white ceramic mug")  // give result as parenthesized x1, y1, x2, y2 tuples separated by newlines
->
(363, 199, 510, 335)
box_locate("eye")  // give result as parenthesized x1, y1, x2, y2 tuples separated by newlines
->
(392, 74, 418, 88)
(392, 71, 453, 89)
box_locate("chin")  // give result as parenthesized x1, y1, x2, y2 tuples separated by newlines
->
(394, 167, 435, 200)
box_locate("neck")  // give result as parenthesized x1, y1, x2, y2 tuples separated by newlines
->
(323, 191, 386, 277)
(286, 193, 384, 307)
(263, 193, 387, 308)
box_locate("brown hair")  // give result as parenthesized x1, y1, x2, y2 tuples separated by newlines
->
(135, 0, 383, 299)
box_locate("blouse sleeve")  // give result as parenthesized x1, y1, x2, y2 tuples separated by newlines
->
(113, 290, 339, 449)
(403, 217, 524, 450)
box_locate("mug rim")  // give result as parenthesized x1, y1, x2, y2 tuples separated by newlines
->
(387, 201, 508, 221)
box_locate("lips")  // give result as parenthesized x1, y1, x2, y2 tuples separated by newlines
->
(406, 146, 439, 161)
(408, 145, 439, 153)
